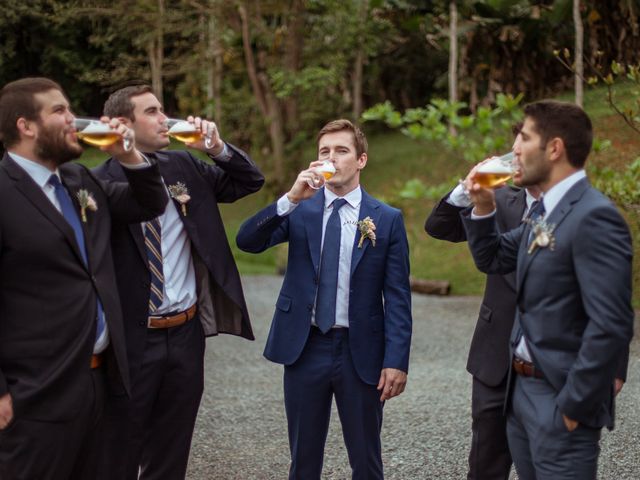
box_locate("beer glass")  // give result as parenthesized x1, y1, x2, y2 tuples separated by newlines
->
(473, 152, 515, 188)
(166, 118, 214, 149)
(306, 160, 336, 190)
(74, 118, 132, 151)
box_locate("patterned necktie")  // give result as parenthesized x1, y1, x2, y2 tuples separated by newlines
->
(145, 218, 164, 313)
(526, 199, 545, 244)
(315, 198, 348, 333)
(49, 175, 106, 341)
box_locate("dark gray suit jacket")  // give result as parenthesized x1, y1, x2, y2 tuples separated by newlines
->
(426, 186, 525, 386)
(462, 178, 634, 428)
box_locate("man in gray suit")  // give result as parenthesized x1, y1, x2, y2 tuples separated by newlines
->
(460, 100, 634, 479)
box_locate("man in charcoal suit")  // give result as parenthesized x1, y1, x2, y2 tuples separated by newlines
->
(93, 85, 264, 479)
(461, 100, 633, 479)
(0, 77, 167, 479)
(237, 119, 412, 479)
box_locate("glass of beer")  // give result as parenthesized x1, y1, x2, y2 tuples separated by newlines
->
(166, 119, 214, 149)
(473, 152, 515, 188)
(74, 118, 132, 151)
(307, 160, 336, 190)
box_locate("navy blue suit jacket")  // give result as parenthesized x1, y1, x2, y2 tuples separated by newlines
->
(462, 178, 634, 428)
(236, 188, 412, 385)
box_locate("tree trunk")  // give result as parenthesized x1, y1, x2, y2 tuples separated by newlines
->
(574, 0, 584, 107)
(352, 0, 369, 121)
(205, 11, 223, 123)
(148, 0, 164, 103)
(238, 3, 285, 189)
(284, 0, 304, 135)
(448, 1, 458, 134)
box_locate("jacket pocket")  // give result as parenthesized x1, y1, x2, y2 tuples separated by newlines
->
(276, 294, 292, 312)
(479, 303, 493, 323)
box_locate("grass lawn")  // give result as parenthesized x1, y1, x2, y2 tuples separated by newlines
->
(77, 83, 640, 301)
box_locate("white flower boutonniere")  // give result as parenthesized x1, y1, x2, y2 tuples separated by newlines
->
(526, 218, 556, 255)
(168, 182, 191, 216)
(76, 189, 98, 223)
(357, 216, 377, 248)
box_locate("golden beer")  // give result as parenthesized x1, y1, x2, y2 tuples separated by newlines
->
(76, 131, 121, 147)
(168, 130, 203, 144)
(473, 171, 513, 188)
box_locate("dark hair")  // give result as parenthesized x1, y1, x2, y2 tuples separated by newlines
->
(316, 119, 368, 157)
(523, 100, 593, 168)
(103, 85, 154, 120)
(0, 77, 63, 148)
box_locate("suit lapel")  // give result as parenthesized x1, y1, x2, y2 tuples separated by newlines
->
(1, 156, 88, 270)
(517, 178, 590, 290)
(503, 189, 526, 230)
(350, 189, 381, 275)
(303, 190, 325, 275)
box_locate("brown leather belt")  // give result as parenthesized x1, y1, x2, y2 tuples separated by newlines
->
(512, 357, 544, 379)
(148, 304, 197, 329)
(91, 354, 103, 369)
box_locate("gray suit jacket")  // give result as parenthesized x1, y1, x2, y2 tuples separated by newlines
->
(461, 178, 634, 429)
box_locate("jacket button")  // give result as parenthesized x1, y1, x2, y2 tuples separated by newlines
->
(139, 321, 146, 326)
(307, 304, 313, 311)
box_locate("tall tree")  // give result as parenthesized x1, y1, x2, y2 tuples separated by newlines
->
(574, 0, 584, 107)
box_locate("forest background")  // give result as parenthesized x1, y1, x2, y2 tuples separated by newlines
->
(2, 0, 640, 302)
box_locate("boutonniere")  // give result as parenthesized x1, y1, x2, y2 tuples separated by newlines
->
(525, 217, 556, 254)
(76, 189, 98, 223)
(357, 216, 377, 248)
(168, 182, 191, 216)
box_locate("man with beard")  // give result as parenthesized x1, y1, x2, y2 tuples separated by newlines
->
(461, 100, 633, 479)
(93, 85, 263, 480)
(0, 77, 167, 480)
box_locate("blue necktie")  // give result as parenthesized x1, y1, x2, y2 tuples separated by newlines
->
(526, 199, 545, 244)
(315, 198, 347, 333)
(49, 175, 106, 341)
(144, 218, 164, 313)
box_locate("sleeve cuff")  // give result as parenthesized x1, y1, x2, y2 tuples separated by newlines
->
(276, 194, 299, 216)
(470, 209, 496, 220)
(208, 142, 232, 162)
(447, 183, 472, 207)
(119, 153, 152, 169)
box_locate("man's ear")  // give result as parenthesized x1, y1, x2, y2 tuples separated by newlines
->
(547, 137, 565, 163)
(357, 152, 368, 170)
(16, 118, 37, 141)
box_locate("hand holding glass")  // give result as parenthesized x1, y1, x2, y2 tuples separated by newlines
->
(472, 152, 515, 188)
(306, 161, 336, 190)
(74, 118, 132, 151)
(166, 118, 215, 149)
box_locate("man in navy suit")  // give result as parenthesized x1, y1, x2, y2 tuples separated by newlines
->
(93, 85, 264, 479)
(237, 119, 412, 479)
(461, 100, 634, 479)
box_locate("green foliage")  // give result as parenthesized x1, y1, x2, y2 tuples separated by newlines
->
(590, 158, 640, 209)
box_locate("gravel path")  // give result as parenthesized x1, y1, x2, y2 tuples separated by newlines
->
(186, 275, 640, 479)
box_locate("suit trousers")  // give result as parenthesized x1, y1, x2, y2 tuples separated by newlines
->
(0, 367, 106, 480)
(468, 376, 512, 480)
(284, 327, 384, 480)
(507, 375, 601, 480)
(101, 315, 205, 480)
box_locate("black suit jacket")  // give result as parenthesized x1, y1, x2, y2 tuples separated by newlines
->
(426, 186, 525, 386)
(93, 145, 264, 383)
(462, 178, 634, 428)
(0, 154, 167, 421)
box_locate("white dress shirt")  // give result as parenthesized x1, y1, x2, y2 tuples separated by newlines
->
(277, 186, 362, 328)
(8, 152, 110, 353)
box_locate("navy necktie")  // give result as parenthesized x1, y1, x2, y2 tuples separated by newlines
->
(526, 199, 545, 244)
(49, 175, 106, 341)
(315, 198, 348, 333)
(145, 218, 164, 313)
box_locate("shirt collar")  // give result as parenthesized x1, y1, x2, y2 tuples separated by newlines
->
(324, 185, 362, 210)
(524, 188, 537, 211)
(8, 151, 60, 188)
(540, 169, 587, 216)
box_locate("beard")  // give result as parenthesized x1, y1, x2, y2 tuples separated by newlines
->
(34, 122, 83, 166)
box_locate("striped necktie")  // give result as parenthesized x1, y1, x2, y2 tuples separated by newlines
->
(145, 218, 164, 313)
